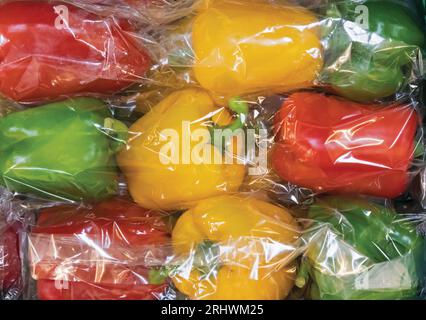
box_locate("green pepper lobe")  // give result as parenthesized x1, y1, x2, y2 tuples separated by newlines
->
(0, 97, 128, 201)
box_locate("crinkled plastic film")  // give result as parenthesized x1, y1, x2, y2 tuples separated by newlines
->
(0, 218, 22, 300)
(0, 189, 26, 300)
(0, 0, 153, 104)
(21, 195, 426, 300)
(297, 196, 425, 300)
(23, 196, 301, 300)
(68, 0, 201, 26)
(0, 97, 128, 202)
(262, 92, 425, 204)
(149, 0, 424, 102)
(0, 0, 425, 301)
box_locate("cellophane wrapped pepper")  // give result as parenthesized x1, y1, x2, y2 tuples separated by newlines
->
(0, 216, 22, 300)
(0, 98, 128, 201)
(322, 0, 425, 102)
(170, 195, 300, 300)
(271, 92, 420, 198)
(27, 198, 172, 300)
(297, 196, 424, 300)
(0, 1, 151, 104)
(189, 0, 323, 100)
(117, 88, 246, 210)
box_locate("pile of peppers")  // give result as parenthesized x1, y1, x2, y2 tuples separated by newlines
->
(0, 0, 425, 301)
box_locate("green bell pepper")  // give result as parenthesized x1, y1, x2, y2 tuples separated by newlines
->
(335, 1, 425, 47)
(297, 196, 424, 300)
(0, 98, 127, 201)
(323, 0, 425, 102)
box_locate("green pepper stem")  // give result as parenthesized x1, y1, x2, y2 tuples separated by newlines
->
(103, 117, 129, 153)
(146, 241, 221, 284)
(217, 97, 249, 132)
(413, 141, 424, 158)
(210, 96, 249, 149)
(295, 259, 310, 289)
(148, 267, 169, 285)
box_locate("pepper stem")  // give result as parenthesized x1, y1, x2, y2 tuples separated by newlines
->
(295, 259, 310, 289)
(210, 97, 249, 149)
(103, 117, 129, 153)
(413, 141, 424, 158)
(147, 240, 221, 284)
(148, 267, 169, 285)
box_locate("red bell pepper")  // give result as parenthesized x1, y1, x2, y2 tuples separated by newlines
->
(29, 198, 171, 300)
(0, 1, 151, 103)
(36, 279, 166, 300)
(0, 220, 21, 299)
(272, 92, 419, 198)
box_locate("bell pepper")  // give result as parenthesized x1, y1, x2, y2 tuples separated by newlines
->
(296, 196, 424, 300)
(0, 220, 21, 300)
(0, 1, 151, 103)
(171, 195, 300, 300)
(191, 0, 323, 100)
(323, 0, 425, 102)
(271, 92, 419, 198)
(29, 198, 171, 300)
(0, 98, 127, 201)
(334, 1, 425, 48)
(117, 88, 246, 211)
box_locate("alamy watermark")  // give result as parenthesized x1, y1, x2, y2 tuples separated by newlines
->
(354, 3, 369, 30)
(158, 122, 268, 176)
(54, 4, 69, 30)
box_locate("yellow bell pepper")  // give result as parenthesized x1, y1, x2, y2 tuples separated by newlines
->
(117, 89, 246, 210)
(192, 0, 323, 99)
(171, 195, 300, 300)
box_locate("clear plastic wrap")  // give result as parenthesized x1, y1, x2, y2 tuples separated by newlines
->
(68, 0, 201, 26)
(0, 190, 23, 300)
(24, 195, 301, 300)
(0, 97, 128, 202)
(168, 195, 301, 300)
(296, 196, 425, 300)
(117, 88, 252, 211)
(0, 86, 263, 207)
(26, 197, 173, 300)
(21, 194, 426, 300)
(268, 92, 424, 201)
(0, 0, 425, 302)
(151, 0, 424, 104)
(0, 0, 152, 104)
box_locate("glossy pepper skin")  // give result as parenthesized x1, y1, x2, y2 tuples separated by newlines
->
(297, 196, 423, 300)
(272, 92, 419, 198)
(29, 198, 171, 300)
(325, 0, 425, 102)
(117, 89, 246, 211)
(192, 0, 323, 99)
(0, 1, 151, 103)
(0, 98, 127, 201)
(0, 220, 22, 300)
(171, 195, 299, 300)
(335, 1, 425, 48)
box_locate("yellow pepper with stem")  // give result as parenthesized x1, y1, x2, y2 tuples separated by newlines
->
(117, 89, 246, 211)
(192, 0, 323, 100)
(171, 195, 300, 300)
